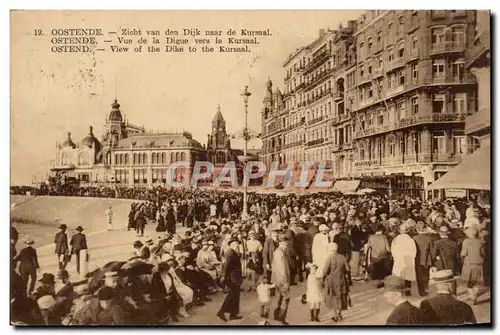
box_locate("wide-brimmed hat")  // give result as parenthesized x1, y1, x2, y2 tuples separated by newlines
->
(145, 238, 154, 246)
(104, 271, 119, 280)
(24, 237, 34, 245)
(429, 269, 459, 284)
(39, 273, 55, 285)
(318, 224, 329, 232)
(58, 224, 68, 229)
(75, 226, 84, 232)
(438, 225, 450, 235)
(227, 237, 240, 245)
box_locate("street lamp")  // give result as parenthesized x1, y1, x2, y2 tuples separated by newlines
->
(239, 86, 252, 220)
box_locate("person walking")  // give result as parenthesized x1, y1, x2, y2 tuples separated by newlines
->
(391, 225, 417, 296)
(54, 224, 69, 270)
(70, 226, 88, 275)
(14, 237, 40, 295)
(364, 224, 391, 288)
(106, 206, 113, 231)
(271, 233, 291, 325)
(413, 222, 435, 296)
(432, 225, 460, 295)
(460, 226, 485, 304)
(217, 237, 243, 322)
(321, 242, 350, 322)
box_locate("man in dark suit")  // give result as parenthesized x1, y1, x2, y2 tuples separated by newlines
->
(217, 237, 243, 322)
(431, 225, 460, 295)
(262, 229, 279, 280)
(384, 276, 426, 325)
(55, 224, 69, 269)
(14, 237, 40, 295)
(413, 222, 435, 296)
(293, 222, 312, 282)
(420, 270, 476, 325)
(70, 226, 88, 275)
(271, 233, 291, 325)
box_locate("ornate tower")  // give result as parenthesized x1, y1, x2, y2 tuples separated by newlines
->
(207, 105, 231, 165)
(104, 99, 125, 147)
(262, 78, 273, 120)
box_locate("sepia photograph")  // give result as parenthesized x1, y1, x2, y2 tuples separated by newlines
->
(9, 9, 491, 326)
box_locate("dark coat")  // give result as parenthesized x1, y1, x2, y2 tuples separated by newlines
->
(70, 233, 88, 254)
(294, 229, 313, 261)
(262, 237, 278, 270)
(222, 248, 242, 286)
(96, 301, 128, 325)
(432, 238, 460, 274)
(321, 253, 349, 310)
(15, 246, 40, 273)
(54, 231, 69, 254)
(308, 225, 319, 237)
(419, 293, 476, 325)
(386, 301, 426, 325)
(413, 233, 435, 267)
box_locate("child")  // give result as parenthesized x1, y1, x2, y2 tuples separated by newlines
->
(256, 275, 275, 321)
(306, 264, 323, 322)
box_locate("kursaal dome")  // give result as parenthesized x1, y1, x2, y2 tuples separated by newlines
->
(81, 126, 101, 151)
(108, 99, 123, 122)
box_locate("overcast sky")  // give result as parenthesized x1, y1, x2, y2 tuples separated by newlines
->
(11, 10, 364, 185)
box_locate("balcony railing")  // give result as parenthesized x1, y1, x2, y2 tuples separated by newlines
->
(353, 113, 467, 139)
(431, 153, 463, 163)
(426, 73, 476, 85)
(430, 41, 466, 55)
(307, 116, 324, 126)
(307, 138, 325, 147)
(305, 69, 333, 91)
(338, 112, 351, 122)
(304, 50, 331, 74)
(354, 152, 463, 168)
(333, 91, 344, 102)
(386, 57, 405, 72)
(283, 140, 304, 149)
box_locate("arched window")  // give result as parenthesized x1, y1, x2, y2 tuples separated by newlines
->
(115, 154, 119, 165)
(125, 154, 129, 165)
(171, 152, 176, 163)
(79, 152, 89, 166)
(142, 153, 147, 165)
(61, 153, 68, 166)
(180, 152, 186, 162)
(216, 152, 226, 164)
(176, 152, 181, 162)
(162, 152, 166, 164)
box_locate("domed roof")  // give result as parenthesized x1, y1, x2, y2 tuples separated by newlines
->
(61, 132, 76, 149)
(108, 99, 123, 122)
(81, 126, 101, 151)
(213, 105, 224, 122)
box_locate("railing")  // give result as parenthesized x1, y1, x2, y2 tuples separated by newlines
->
(304, 50, 331, 73)
(386, 57, 405, 72)
(307, 138, 325, 147)
(353, 113, 467, 139)
(305, 69, 333, 91)
(427, 73, 476, 85)
(354, 152, 463, 168)
(283, 140, 304, 149)
(430, 41, 466, 55)
(338, 112, 351, 122)
(358, 75, 371, 86)
(431, 153, 463, 163)
(307, 116, 324, 126)
(333, 90, 344, 101)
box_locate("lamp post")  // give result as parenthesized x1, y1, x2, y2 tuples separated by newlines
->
(240, 86, 252, 220)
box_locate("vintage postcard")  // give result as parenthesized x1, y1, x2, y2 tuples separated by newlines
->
(10, 10, 490, 326)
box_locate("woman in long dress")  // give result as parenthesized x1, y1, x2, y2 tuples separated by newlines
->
(391, 225, 417, 295)
(365, 224, 392, 288)
(321, 243, 350, 322)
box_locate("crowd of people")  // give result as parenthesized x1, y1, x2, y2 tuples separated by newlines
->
(10, 187, 490, 325)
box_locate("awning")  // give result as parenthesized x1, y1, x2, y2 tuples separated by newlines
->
(333, 180, 361, 193)
(427, 144, 491, 191)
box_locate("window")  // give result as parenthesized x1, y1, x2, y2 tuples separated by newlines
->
(412, 64, 418, 84)
(359, 88, 364, 101)
(359, 42, 364, 60)
(388, 73, 395, 89)
(453, 130, 466, 156)
(398, 16, 404, 34)
(433, 94, 445, 113)
(378, 110, 384, 125)
(360, 65, 364, 78)
(79, 152, 89, 165)
(411, 96, 419, 114)
(368, 85, 373, 98)
(431, 28, 444, 44)
(452, 61, 464, 79)
(398, 45, 405, 58)
(368, 63, 372, 74)
(432, 131, 446, 154)
(360, 143, 366, 160)
(388, 48, 394, 62)
(388, 137, 396, 156)
(398, 70, 405, 86)
(397, 101, 406, 119)
(454, 93, 467, 114)
(367, 113, 373, 127)
(367, 37, 372, 53)
(339, 128, 344, 145)
(432, 60, 445, 78)
(452, 26, 465, 45)
(412, 36, 418, 51)
(61, 153, 67, 165)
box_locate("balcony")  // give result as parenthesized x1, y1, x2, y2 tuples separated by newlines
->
(357, 97, 376, 109)
(305, 69, 334, 91)
(353, 113, 467, 139)
(407, 49, 420, 62)
(283, 140, 304, 149)
(386, 57, 405, 72)
(307, 138, 325, 147)
(358, 75, 371, 86)
(427, 73, 476, 86)
(431, 153, 463, 163)
(338, 112, 351, 122)
(333, 91, 344, 102)
(296, 82, 306, 91)
(304, 50, 331, 74)
(430, 41, 466, 56)
(307, 115, 324, 126)
(371, 67, 384, 79)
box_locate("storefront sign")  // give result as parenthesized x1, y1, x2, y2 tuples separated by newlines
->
(445, 189, 466, 198)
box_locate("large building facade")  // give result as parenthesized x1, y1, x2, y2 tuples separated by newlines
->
(261, 10, 488, 197)
(51, 101, 246, 187)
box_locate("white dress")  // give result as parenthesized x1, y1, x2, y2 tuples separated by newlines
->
(306, 272, 323, 304)
(391, 233, 417, 281)
(312, 233, 330, 273)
